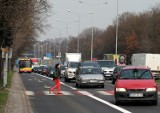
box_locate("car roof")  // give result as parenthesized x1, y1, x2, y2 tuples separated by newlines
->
(122, 66, 149, 70)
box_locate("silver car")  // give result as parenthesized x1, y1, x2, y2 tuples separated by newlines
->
(75, 67, 105, 88)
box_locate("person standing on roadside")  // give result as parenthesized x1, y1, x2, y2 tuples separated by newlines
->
(50, 63, 62, 94)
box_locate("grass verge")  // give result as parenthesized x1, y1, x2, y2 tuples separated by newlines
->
(0, 71, 13, 113)
(156, 79, 160, 84)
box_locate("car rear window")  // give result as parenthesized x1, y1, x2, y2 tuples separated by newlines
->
(120, 69, 152, 79)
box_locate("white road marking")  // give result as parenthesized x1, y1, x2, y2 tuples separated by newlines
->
(97, 91, 112, 95)
(43, 91, 55, 95)
(35, 74, 132, 113)
(60, 82, 77, 90)
(78, 91, 93, 95)
(88, 94, 132, 113)
(61, 91, 74, 95)
(25, 91, 35, 96)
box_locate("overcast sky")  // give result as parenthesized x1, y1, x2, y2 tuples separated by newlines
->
(39, 0, 160, 41)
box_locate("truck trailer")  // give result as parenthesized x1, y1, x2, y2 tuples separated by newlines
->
(131, 53, 160, 79)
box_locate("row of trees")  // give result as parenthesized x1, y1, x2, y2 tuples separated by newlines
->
(63, 3, 160, 64)
(0, 0, 50, 78)
(13, 2, 160, 65)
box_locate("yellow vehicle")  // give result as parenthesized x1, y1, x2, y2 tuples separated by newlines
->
(19, 58, 32, 73)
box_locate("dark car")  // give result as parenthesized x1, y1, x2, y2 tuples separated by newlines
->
(41, 66, 50, 76)
(48, 66, 56, 77)
(114, 66, 158, 105)
(32, 66, 39, 73)
(112, 65, 126, 84)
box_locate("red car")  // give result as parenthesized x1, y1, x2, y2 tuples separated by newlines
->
(114, 66, 158, 105)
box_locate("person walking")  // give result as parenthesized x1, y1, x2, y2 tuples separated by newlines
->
(50, 63, 62, 94)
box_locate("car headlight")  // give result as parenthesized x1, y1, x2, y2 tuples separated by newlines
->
(116, 88, 126, 92)
(146, 88, 156, 92)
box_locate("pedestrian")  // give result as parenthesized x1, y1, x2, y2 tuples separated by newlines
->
(50, 63, 62, 94)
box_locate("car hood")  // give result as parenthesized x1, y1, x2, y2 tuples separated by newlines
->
(67, 68, 76, 72)
(101, 67, 114, 71)
(116, 79, 157, 89)
(80, 74, 104, 80)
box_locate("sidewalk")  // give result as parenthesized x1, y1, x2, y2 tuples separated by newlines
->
(4, 71, 32, 113)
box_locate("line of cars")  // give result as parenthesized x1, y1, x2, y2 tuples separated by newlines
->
(64, 60, 116, 88)
(64, 60, 158, 105)
(32, 65, 66, 78)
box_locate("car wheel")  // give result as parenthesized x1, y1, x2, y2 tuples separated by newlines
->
(101, 85, 104, 88)
(78, 83, 81, 88)
(152, 99, 158, 105)
(115, 99, 121, 105)
(112, 79, 115, 84)
(76, 82, 78, 87)
(65, 77, 68, 82)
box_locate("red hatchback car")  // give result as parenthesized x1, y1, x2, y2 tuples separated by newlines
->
(114, 66, 158, 105)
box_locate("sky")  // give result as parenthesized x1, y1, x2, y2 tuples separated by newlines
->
(39, 0, 160, 41)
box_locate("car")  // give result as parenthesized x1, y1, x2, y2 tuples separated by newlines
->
(48, 66, 56, 77)
(114, 66, 158, 105)
(37, 65, 46, 74)
(75, 67, 105, 88)
(78, 61, 100, 68)
(60, 65, 66, 78)
(32, 66, 39, 73)
(112, 65, 126, 84)
(96, 60, 116, 80)
(41, 66, 50, 76)
(64, 61, 79, 82)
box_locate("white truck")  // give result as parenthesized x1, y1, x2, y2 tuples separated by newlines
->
(64, 53, 82, 82)
(131, 53, 160, 79)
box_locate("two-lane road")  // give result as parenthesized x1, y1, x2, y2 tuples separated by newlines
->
(20, 73, 160, 113)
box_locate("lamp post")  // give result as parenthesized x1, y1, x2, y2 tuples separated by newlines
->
(78, 1, 108, 61)
(115, 0, 119, 56)
(67, 10, 82, 53)
(57, 20, 78, 53)
(33, 43, 39, 58)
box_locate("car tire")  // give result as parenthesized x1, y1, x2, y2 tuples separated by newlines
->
(76, 82, 78, 87)
(115, 99, 121, 105)
(152, 99, 158, 105)
(65, 77, 68, 82)
(112, 79, 115, 84)
(101, 85, 104, 88)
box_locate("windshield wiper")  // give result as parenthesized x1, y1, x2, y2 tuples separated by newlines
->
(138, 70, 149, 78)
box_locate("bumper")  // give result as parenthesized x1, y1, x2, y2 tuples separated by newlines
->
(103, 74, 113, 79)
(115, 91, 158, 102)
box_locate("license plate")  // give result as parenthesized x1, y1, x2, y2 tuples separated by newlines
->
(129, 93, 143, 97)
(90, 80, 97, 83)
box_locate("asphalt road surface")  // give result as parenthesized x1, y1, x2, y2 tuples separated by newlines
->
(20, 73, 160, 113)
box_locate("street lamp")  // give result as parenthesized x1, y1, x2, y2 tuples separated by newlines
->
(115, 0, 119, 56)
(67, 10, 82, 53)
(78, 1, 108, 61)
(57, 20, 78, 53)
(67, 10, 92, 53)
(33, 43, 39, 58)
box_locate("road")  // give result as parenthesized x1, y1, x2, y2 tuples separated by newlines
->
(20, 73, 160, 113)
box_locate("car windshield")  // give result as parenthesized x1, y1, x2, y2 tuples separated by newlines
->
(61, 66, 66, 70)
(69, 62, 79, 68)
(97, 61, 115, 68)
(80, 68, 102, 74)
(81, 62, 100, 68)
(120, 69, 152, 79)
